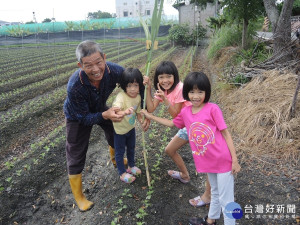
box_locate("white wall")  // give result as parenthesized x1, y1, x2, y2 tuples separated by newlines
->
(178, 2, 217, 35)
(115, 0, 155, 18)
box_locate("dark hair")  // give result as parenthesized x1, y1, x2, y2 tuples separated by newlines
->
(76, 40, 104, 64)
(120, 68, 145, 95)
(153, 61, 179, 92)
(182, 72, 211, 103)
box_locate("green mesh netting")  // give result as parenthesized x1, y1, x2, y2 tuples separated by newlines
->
(0, 16, 178, 36)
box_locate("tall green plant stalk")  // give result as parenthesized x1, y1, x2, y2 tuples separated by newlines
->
(140, 0, 164, 187)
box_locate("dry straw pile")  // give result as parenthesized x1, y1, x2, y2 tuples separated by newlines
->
(218, 70, 299, 165)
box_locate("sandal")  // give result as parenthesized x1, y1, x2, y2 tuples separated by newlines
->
(189, 196, 210, 207)
(120, 173, 136, 184)
(168, 170, 190, 183)
(189, 216, 216, 225)
(127, 166, 141, 175)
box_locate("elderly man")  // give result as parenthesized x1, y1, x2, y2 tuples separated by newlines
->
(63, 40, 150, 211)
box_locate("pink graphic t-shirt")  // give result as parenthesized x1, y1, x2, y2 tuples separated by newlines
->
(155, 82, 192, 108)
(173, 103, 232, 173)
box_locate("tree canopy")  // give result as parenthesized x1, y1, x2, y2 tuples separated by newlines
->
(191, 0, 215, 9)
(42, 18, 52, 23)
(277, 0, 300, 15)
(87, 10, 114, 19)
(221, 0, 265, 22)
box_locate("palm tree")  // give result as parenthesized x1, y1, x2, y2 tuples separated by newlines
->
(206, 16, 227, 33)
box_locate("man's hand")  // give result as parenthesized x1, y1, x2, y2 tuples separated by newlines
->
(102, 107, 124, 122)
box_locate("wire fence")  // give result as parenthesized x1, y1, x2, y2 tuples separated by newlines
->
(0, 25, 171, 47)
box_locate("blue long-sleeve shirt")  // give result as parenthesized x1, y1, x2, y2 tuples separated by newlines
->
(63, 62, 124, 126)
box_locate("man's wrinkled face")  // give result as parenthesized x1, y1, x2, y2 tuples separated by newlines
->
(78, 52, 106, 82)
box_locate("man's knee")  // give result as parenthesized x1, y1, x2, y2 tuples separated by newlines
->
(68, 163, 85, 175)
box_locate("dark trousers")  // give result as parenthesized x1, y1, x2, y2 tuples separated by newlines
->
(66, 119, 114, 175)
(114, 128, 136, 176)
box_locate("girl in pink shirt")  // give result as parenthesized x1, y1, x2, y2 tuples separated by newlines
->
(141, 72, 241, 225)
(144, 61, 211, 207)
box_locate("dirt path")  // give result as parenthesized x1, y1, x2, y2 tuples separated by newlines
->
(0, 45, 299, 225)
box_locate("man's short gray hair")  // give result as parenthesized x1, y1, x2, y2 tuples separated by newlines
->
(75, 40, 104, 64)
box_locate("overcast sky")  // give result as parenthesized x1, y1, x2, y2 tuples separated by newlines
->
(0, 0, 178, 23)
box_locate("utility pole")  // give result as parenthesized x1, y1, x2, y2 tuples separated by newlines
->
(32, 12, 37, 23)
(33, 12, 38, 46)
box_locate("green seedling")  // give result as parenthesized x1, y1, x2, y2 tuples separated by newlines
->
(113, 199, 128, 215)
(6, 177, 12, 183)
(111, 217, 120, 225)
(16, 170, 22, 176)
(23, 164, 31, 171)
(5, 161, 14, 169)
(122, 188, 132, 198)
(43, 145, 50, 152)
(136, 207, 148, 220)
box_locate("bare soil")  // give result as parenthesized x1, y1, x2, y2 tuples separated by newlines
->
(0, 44, 299, 225)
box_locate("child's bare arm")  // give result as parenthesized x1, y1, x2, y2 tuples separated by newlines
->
(221, 129, 241, 174)
(140, 109, 174, 127)
(116, 107, 134, 117)
(167, 102, 183, 118)
(143, 76, 158, 112)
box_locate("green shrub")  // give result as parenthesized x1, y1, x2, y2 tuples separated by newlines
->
(192, 24, 207, 44)
(252, 16, 267, 31)
(233, 41, 271, 66)
(207, 21, 260, 60)
(168, 24, 192, 46)
(168, 23, 206, 46)
(230, 73, 250, 85)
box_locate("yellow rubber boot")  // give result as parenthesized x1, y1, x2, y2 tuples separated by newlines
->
(109, 146, 127, 168)
(69, 174, 94, 212)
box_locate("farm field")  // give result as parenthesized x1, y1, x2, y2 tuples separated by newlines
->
(0, 41, 174, 160)
(0, 41, 299, 225)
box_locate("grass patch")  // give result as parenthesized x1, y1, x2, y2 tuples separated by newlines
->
(207, 25, 242, 60)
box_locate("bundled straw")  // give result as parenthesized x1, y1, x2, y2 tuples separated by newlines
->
(218, 70, 300, 163)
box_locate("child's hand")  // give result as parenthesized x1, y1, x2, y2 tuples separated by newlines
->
(154, 83, 166, 100)
(231, 161, 241, 174)
(137, 113, 151, 131)
(143, 76, 151, 89)
(124, 107, 134, 115)
(140, 109, 152, 119)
